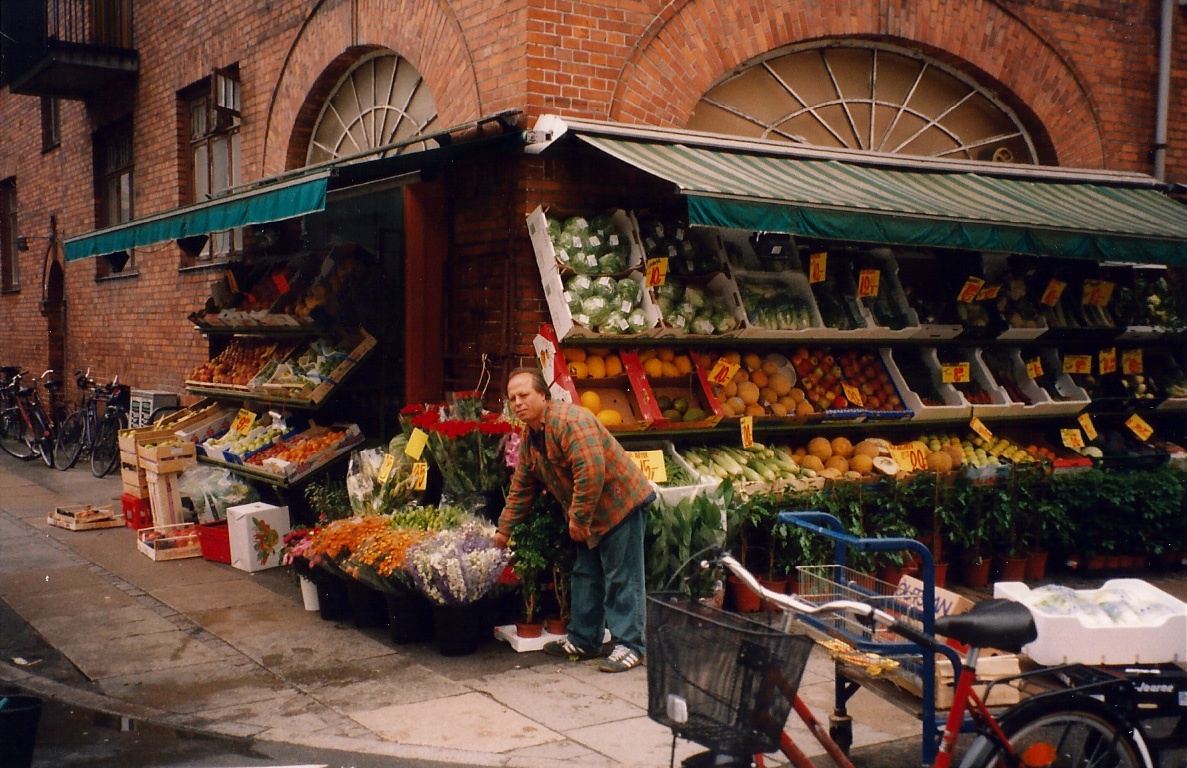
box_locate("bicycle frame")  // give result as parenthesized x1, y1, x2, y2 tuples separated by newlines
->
(3, 374, 51, 443)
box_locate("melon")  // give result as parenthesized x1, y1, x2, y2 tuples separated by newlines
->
(830, 436, 855, 458)
(942, 445, 964, 467)
(850, 453, 874, 473)
(873, 456, 900, 475)
(596, 409, 623, 427)
(825, 455, 850, 473)
(789, 387, 806, 403)
(807, 437, 833, 461)
(770, 403, 788, 416)
(799, 455, 825, 472)
(760, 387, 779, 406)
(926, 450, 954, 473)
(794, 401, 815, 416)
(855, 440, 881, 458)
(819, 467, 842, 479)
(744, 403, 765, 416)
(769, 373, 793, 397)
(737, 381, 761, 406)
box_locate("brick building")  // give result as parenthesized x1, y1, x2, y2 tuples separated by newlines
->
(0, 0, 1185, 427)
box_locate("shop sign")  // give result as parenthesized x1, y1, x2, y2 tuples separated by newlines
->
(739, 416, 754, 449)
(377, 452, 397, 483)
(231, 408, 256, 434)
(410, 461, 429, 490)
(969, 417, 993, 442)
(1060, 429, 1085, 451)
(1078, 412, 1098, 441)
(841, 382, 863, 407)
(1081, 279, 1115, 307)
(941, 362, 970, 384)
(1099, 347, 1117, 375)
(626, 450, 667, 483)
(857, 269, 881, 298)
(1062, 354, 1092, 375)
(1040, 279, 1067, 307)
(1125, 414, 1154, 442)
(808, 252, 827, 283)
(957, 276, 985, 303)
(1121, 349, 1143, 375)
(976, 283, 1001, 301)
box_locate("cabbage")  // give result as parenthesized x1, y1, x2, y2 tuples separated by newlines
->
(554, 247, 572, 267)
(626, 308, 649, 332)
(569, 250, 600, 274)
(616, 278, 643, 305)
(676, 301, 698, 323)
(597, 311, 630, 335)
(656, 295, 675, 317)
(683, 286, 707, 310)
(547, 217, 562, 241)
(566, 275, 593, 298)
(598, 251, 627, 274)
(565, 291, 582, 315)
(711, 308, 739, 333)
(580, 296, 612, 326)
(591, 276, 618, 299)
(690, 317, 716, 335)
(653, 281, 683, 303)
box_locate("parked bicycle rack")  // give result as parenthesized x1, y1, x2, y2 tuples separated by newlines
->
(778, 510, 962, 767)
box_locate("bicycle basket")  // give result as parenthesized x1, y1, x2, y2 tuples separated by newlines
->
(646, 592, 814, 756)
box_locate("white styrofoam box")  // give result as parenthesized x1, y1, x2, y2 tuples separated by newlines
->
(633, 440, 718, 505)
(733, 269, 825, 339)
(981, 348, 1056, 416)
(887, 347, 970, 422)
(1035, 348, 1091, 415)
(227, 502, 291, 572)
(854, 249, 920, 339)
(933, 348, 1012, 418)
(995, 579, 1187, 665)
(652, 271, 747, 339)
(1117, 325, 1166, 340)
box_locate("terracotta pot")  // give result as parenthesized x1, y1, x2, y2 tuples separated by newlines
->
(932, 562, 949, 589)
(544, 617, 569, 635)
(1024, 551, 1049, 581)
(727, 575, 762, 613)
(515, 620, 544, 638)
(877, 563, 916, 587)
(995, 555, 1028, 583)
(760, 577, 788, 612)
(1086, 555, 1107, 571)
(961, 556, 991, 589)
(1104, 555, 1121, 570)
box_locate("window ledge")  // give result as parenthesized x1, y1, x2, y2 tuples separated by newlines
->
(179, 259, 232, 275)
(1, 285, 19, 295)
(95, 270, 140, 284)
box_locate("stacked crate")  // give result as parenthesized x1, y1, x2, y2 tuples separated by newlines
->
(118, 428, 172, 528)
(138, 441, 198, 527)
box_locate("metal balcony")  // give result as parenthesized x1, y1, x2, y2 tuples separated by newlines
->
(1, 0, 137, 99)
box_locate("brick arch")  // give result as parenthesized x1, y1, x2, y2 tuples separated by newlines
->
(611, 0, 1105, 169)
(262, 0, 482, 174)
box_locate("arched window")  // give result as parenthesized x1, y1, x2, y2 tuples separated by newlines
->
(688, 42, 1036, 163)
(306, 52, 439, 165)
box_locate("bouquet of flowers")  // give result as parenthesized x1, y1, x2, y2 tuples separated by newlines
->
(405, 520, 510, 606)
(345, 444, 421, 516)
(339, 504, 473, 593)
(409, 405, 513, 494)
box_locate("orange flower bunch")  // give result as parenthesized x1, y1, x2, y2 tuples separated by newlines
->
(306, 516, 391, 561)
(348, 528, 431, 577)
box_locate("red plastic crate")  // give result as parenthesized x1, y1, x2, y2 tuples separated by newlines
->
(196, 519, 231, 564)
(121, 493, 152, 529)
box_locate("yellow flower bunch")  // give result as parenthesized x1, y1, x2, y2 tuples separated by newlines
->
(306, 516, 392, 561)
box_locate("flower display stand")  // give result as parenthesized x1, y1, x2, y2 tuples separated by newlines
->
(384, 592, 433, 644)
(432, 603, 489, 656)
(315, 576, 351, 622)
(494, 625, 612, 653)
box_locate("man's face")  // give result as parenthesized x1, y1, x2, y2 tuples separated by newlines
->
(507, 373, 547, 428)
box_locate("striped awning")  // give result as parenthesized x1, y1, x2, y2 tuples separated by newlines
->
(576, 134, 1187, 265)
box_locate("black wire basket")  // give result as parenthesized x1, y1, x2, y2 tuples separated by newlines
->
(646, 592, 815, 756)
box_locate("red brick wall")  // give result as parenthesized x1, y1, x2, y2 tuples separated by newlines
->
(0, 0, 1183, 405)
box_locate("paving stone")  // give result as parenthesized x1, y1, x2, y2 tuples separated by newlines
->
(30, 604, 179, 641)
(96, 658, 289, 714)
(2, 583, 139, 620)
(148, 577, 279, 614)
(57, 628, 236, 679)
(476, 665, 641, 732)
(296, 653, 467, 709)
(565, 713, 705, 766)
(230, 622, 397, 671)
(188, 600, 323, 641)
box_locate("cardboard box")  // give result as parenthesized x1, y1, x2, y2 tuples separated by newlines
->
(137, 524, 202, 561)
(893, 574, 975, 620)
(227, 502, 291, 572)
(898, 652, 1025, 709)
(47, 504, 122, 531)
(138, 441, 198, 474)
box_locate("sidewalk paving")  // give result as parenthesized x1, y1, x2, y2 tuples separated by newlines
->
(1, 454, 1181, 767)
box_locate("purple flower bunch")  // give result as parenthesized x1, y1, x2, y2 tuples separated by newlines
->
(406, 520, 510, 606)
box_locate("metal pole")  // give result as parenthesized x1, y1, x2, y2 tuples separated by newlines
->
(1153, 0, 1175, 180)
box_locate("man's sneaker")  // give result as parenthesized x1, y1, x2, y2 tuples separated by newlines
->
(542, 638, 603, 661)
(599, 644, 642, 673)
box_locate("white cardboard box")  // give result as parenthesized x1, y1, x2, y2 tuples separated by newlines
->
(227, 502, 290, 572)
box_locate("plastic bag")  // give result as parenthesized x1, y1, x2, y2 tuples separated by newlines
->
(346, 446, 421, 516)
(178, 465, 259, 523)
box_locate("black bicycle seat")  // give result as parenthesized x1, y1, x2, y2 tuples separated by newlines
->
(16, 386, 33, 398)
(933, 599, 1036, 653)
(0, 366, 19, 377)
(44, 380, 62, 391)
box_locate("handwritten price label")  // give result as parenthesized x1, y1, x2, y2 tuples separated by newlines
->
(225, 269, 239, 294)
(537, 345, 556, 377)
(957, 276, 986, 303)
(1062, 354, 1092, 375)
(970, 416, 994, 442)
(889, 441, 928, 472)
(706, 357, 741, 386)
(1081, 279, 1115, 307)
(1125, 413, 1154, 442)
(646, 257, 669, 287)
(272, 271, 290, 294)
(627, 450, 668, 483)
(1025, 358, 1044, 379)
(1099, 347, 1117, 375)
(410, 461, 429, 490)
(740, 416, 754, 449)
(1121, 349, 1143, 375)
(377, 452, 397, 483)
(1041, 279, 1067, 307)
(857, 269, 881, 298)
(841, 382, 864, 407)
(977, 283, 1002, 301)
(405, 427, 429, 460)
(941, 362, 971, 384)
(1078, 412, 1099, 442)
(231, 408, 257, 434)
(808, 252, 827, 283)
(1061, 429, 1086, 451)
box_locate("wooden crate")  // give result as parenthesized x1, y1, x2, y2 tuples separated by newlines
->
(47, 504, 122, 531)
(137, 524, 202, 561)
(138, 441, 198, 474)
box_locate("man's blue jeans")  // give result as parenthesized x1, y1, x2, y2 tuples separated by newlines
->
(566, 505, 646, 656)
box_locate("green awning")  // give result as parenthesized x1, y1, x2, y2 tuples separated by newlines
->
(576, 134, 1187, 265)
(64, 172, 329, 262)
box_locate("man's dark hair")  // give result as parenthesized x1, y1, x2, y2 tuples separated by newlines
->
(507, 366, 549, 397)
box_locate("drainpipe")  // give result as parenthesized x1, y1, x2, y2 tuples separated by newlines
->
(1153, 0, 1176, 180)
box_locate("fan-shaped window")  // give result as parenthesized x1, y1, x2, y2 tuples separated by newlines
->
(688, 42, 1036, 163)
(306, 52, 439, 165)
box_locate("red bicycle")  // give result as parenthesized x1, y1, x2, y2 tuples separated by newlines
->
(0, 367, 55, 467)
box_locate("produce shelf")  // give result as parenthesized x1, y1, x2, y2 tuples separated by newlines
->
(196, 433, 363, 488)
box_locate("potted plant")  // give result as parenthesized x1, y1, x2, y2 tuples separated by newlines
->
(509, 507, 552, 637)
(543, 499, 577, 635)
(647, 480, 732, 605)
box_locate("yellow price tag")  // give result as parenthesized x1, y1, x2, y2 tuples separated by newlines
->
(1081, 279, 1115, 307)
(841, 382, 864, 407)
(1060, 429, 1085, 451)
(706, 357, 740, 386)
(1062, 355, 1092, 375)
(1125, 413, 1154, 442)
(1025, 358, 1044, 379)
(1078, 412, 1098, 442)
(627, 450, 668, 483)
(808, 252, 828, 283)
(1099, 347, 1117, 375)
(1121, 349, 1143, 375)
(740, 416, 754, 449)
(231, 408, 257, 434)
(970, 416, 994, 442)
(377, 452, 397, 483)
(857, 269, 881, 298)
(976, 283, 1002, 301)
(942, 363, 971, 384)
(411, 461, 429, 490)
(888, 441, 929, 472)
(646, 258, 669, 287)
(405, 427, 429, 460)
(957, 276, 985, 303)
(1041, 279, 1067, 307)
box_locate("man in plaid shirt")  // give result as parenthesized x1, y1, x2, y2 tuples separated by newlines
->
(495, 367, 654, 672)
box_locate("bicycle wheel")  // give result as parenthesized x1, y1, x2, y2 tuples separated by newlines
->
(53, 410, 85, 470)
(31, 405, 54, 467)
(0, 408, 36, 460)
(91, 414, 124, 478)
(961, 708, 1142, 768)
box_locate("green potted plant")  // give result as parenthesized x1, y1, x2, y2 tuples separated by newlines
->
(509, 505, 552, 637)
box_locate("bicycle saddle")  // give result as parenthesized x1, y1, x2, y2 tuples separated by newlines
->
(16, 386, 33, 398)
(933, 598, 1036, 653)
(0, 366, 19, 377)
(44, 380, 62, 391)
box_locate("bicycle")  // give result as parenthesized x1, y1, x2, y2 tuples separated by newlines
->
(648, 518, 1183, 768)
(52, 370, 130, 477)
(0, 367, 55, 467)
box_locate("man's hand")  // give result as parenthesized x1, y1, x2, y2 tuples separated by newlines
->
(568, 518, 590, 543)
(493, 530, 510, 549)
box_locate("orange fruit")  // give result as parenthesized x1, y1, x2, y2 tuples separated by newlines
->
(563, 348, 587, 363)
(673, 355, 693, 375)
(568, 361, 589, 379)
(603, 354, 623, 377)
(642, 358, 664, 378)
